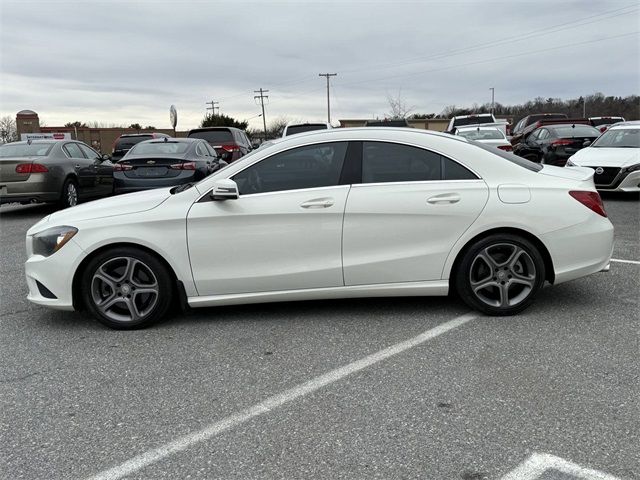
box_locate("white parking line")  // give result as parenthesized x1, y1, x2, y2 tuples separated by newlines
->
(611, 258, 640, 265)
(87, 312, 477, 480)
(501, 452, 621, 480)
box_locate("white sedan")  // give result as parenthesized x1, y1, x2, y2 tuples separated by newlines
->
(455, 126, 513, 151)
(566, 121, 640, 192)
(25, 128, 614, 329)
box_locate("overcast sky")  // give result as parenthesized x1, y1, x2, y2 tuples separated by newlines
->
(1, 0, 638, 130)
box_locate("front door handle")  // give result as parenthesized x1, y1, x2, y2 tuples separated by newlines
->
(427, 193, 461, 205)
(300, 198, 334, 209)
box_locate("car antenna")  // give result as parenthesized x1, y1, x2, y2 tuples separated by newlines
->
(163, 137, 168, 142)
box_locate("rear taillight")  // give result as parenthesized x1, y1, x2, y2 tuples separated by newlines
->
(221, 144, 240, 153)
(569, 191, 607, 217)
(497, 145, 513, 151)
(16, 163, 48, 174)
(170, 162, 196, 170)
(552, 139, 573, 147)
(114, 163, 133, 171)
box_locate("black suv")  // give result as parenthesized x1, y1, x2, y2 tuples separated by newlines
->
(112, 133, 170, 161)
(187, 127, 252, 162)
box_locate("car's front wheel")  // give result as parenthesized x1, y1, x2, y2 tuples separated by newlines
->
(81, 247, 173, 329)
(455, 234, 546, 316)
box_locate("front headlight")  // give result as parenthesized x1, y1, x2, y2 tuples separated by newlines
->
(32, 226, 78, 257)
(624, 163, 640, 173)
(565, 159, 577, 167)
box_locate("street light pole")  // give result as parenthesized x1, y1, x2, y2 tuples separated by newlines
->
(489, 87, 495, 114)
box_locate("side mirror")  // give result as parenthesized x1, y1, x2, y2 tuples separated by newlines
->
(583, 140, 592, 147)
(209, 178, 239, 201)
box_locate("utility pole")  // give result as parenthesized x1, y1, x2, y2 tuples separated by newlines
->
(319, 73, 337, 124)
(206, 100, 219, 116)
(489, 87, 495, 115)
(254, 88, 269, 137)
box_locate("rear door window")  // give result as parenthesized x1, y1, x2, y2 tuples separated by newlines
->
(78, 144, 100, 160)
(188, 130, 233, 144)
(63, 143, 85, 158)
(361, 142, 477, 183)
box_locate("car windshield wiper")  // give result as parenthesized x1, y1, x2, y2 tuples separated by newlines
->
(171, 182, 195, 194)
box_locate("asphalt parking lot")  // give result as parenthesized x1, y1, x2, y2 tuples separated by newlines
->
(1, 193, 638, 480)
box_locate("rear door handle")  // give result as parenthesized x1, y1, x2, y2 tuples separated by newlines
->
(427, 193, 461, 204)
(300, 198, 334, 209)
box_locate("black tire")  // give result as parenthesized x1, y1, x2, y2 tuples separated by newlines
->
(454, 234, 546, 316)
(60, 178, 79, 208)
(81, 247, 174, 329)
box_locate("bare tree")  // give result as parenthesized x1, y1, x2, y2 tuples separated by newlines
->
(386, 89, 415, 119)
(0, 115, 17, 143)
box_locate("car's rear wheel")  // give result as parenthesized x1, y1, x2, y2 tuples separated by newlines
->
(455, 234, 545, 316)
(60, 178, 78, 208)
(81, 247, 173, 329)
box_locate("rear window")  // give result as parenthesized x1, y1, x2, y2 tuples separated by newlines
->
(472, 141, 543, 172)
(188, 130, 233, 144)
(115, 136, 152, 151)
(130, 141, 190, 155)
(552, 125, 601, 138)
(0, 143, 55, 157)
(453, 116, 494, 127)
(285, 124, 328, 136)
(365, 120, 410, 127)
(457, 129, 505, 140)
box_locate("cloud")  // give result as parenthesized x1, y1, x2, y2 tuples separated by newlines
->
(1, 0, 638, 130)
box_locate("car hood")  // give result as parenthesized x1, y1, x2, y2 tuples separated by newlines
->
(28, 188, 172, 234)
(569, 147, 639, 167)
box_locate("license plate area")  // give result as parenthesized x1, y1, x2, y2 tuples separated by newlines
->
(135, 167, 167, 177)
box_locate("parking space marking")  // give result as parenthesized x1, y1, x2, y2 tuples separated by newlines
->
(610, 258, 640, 265)
(501, 452, 621, 480)
(87, 312, 477, 480)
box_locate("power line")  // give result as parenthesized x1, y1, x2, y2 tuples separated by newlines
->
(338, 30, 640, 89)
(337, 4, 638, 76)
(319, 73, 337, 123)
(254, 88, 269, 136)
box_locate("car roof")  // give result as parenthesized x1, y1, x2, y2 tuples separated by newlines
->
(453, 113, 493, 119)
(609, 120, 640, 129)
(543, 123, 600, 130)
(265, 126, 468, 146)
(141, 137, 199, 143)
(189, 127, 243, 132)
(456, 126, 501, 131)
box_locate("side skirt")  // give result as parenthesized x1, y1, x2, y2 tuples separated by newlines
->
(187, 280, 449, 308)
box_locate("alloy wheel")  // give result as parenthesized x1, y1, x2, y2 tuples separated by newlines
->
(67, 182, 78, 206)
(469, 243, 537, 308)
(91, 256, 159, 323)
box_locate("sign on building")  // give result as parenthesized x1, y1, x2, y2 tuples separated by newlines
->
(21, 132, 71, 141)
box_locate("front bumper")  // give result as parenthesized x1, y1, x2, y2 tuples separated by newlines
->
(25, 237, 87, 310)
(598, 170, 640, 193)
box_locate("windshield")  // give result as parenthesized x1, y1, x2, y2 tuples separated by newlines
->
(130, 141, 190, 155)
(188, 130, 233, 144)
(591, 128, 639, 148)
(285, 124, 328, 136)
(552, 125, 601, 138)
(457, 129, 505, 140)
(0, 142, 55, 157)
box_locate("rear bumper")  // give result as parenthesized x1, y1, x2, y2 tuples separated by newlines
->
(113, 172, 197, 194)
(0, 176, 60, 204)
(541, 215, 614, 285)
